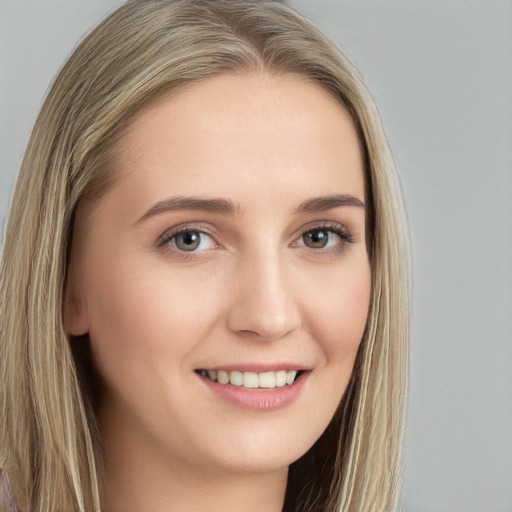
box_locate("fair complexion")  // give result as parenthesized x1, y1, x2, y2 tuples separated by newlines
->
(65, 72, 371, 512)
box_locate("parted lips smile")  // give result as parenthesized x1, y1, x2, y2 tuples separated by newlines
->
(195, 369, 305, 389)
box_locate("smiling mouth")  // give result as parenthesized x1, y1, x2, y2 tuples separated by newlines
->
(195, 369, 304, 389)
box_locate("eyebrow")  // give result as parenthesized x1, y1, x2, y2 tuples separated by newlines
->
(137, 193, 365, 224)
(137, 196, 236, 223)
(295, 194, 365, 213)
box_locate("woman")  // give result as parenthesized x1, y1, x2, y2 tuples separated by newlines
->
(0, 1, 410, 511)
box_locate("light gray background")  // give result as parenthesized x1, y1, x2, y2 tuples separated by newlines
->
(1, 1, 511, 511)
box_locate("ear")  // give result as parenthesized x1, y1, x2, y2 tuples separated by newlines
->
(63, 262, 90, 336)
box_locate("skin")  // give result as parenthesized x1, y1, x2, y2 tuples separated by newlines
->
(65, 72, 371, 512)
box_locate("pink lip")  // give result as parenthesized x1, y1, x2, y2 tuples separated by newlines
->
(201, 362, 310, 372)
(197, 371, 309, 412)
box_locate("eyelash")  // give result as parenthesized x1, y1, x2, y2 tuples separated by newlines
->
(156, 221, 354, 257)
(156, 222, 217, 253)
(295, 222, 355, 251)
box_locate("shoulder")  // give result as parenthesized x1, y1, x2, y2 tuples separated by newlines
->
(0, 469, 19, 512)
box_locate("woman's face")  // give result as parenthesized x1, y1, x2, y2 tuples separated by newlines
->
(65, 73, 371, 477)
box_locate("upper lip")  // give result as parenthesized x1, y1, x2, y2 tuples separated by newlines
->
(196, 363, 312, 372)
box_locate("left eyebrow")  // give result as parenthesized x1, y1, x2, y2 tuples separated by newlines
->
(294, 194, 365, 214)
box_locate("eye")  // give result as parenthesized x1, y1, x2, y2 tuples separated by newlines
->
(295, 225, 353, 251)
(303, 229, 332, 249)
(160, 229, 217, 253)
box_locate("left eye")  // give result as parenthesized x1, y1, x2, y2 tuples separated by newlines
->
(169, 231, 215, 252)
(300, 229, 343, 249)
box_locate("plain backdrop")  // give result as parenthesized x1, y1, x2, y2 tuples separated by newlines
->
(1, 1, 511, 511)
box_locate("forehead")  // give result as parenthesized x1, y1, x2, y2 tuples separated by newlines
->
(103, 72, 365, 214)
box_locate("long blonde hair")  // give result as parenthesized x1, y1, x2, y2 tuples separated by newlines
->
(0, 1, 410, 511)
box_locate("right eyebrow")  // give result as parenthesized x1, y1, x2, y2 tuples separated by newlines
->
(135, 196, 237, 224)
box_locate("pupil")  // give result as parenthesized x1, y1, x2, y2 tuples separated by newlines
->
(177, 232, 200, 251)
(305, 230, 328, 248)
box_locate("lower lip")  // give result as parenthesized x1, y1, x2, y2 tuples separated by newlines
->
(198, 372, 309, 412)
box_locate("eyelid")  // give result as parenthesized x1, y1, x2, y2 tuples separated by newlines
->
(297, 220, 352, 238)
(292, 221, 355, 249)
(156, 222, 220, 249)
(155, 220, 355, 255)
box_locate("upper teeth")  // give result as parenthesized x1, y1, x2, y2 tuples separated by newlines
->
(200, 369, 298, 389)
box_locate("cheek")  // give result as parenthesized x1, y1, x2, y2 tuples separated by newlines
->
(306, 263, 371, 362)
(84, 260, 222, 380)
(295, 260, 371, 434)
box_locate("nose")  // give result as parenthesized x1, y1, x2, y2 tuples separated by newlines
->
(226, 250, 301, 341)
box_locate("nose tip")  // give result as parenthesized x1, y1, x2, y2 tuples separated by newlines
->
(226, 259, 301, 341)
(236, 309, 298, 342)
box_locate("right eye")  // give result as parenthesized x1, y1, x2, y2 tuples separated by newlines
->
(161, 230, 217, 253)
